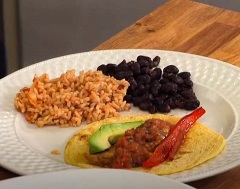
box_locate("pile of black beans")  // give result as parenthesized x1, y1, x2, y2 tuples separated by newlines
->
(97, 55, 200, 113)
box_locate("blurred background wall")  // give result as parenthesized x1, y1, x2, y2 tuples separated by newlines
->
(4, 0, 167, 74)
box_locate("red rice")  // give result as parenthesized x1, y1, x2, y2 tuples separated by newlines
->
(14, 70, 130, 127)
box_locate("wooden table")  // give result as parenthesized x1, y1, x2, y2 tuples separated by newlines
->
(1, 0, 240, 188)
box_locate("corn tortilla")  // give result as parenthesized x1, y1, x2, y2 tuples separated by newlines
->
(64, 114, 226, 175)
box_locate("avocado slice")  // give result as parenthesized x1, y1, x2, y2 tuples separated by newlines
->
(89, 120, 144, 154)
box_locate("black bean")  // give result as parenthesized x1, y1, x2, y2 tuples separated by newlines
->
(127, 77, 138, 91)
(123, 94, 132, 103)
(184, 79, 193, 88)
(145, 84, 150, 91)
(126, 88, 133, 95)
(137, 55, 152, 63)
(171, 93, 183, 101)
(150, 68, 162, 81)
(174, 98, 185, 109)
(151, 86, 160, 97)
(137, 74, 151, 85)
(157, 102, 171, 113)
(184, 99, 200, 110)
(162, 72, 175, 79)
(138, 85, 145, 93)
(132, 97, 142, 106)
(159, 78, 169, 84)
(151, 80, 161, 97)
(178, 72, 191, 79)
(106, 63, 117, 73)
(131, 62, 141, 76)
(169, 75, 184, 85)
(115, 71, 133, 80)
(140, 67, 151, 75)
(97, 64, 107, 74)
(159, 93, 169, 100)
(163, 65, 179, 74)
(127, 61, 134, 68)
(154, 94, 168, 105)
(148, 61, 155, 69)
(165, 98, 177, 109)
(149, 105, 157, 114)
(154, 97, 163, 105)
(167, 74, 177, 81)
(133, 88, 143, 97)
(148, 93, 154, 101)
(151, 80, 161, 87)
(176, 76, 184, 85)
(152, 56, 160, 67)
(139, 101, 152, 111)
(138, 60, 149, 68)
(133, 89, 140, 97)
(140, 93, 150, 101)
(180, 89, 196, 99)
(161, 83, 178, 93)
(115, 60, 128, 72)
(107, 72, 115, 77)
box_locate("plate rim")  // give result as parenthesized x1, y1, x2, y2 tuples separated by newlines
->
(0, 169, 194, 189)
(2, 49, 240, 83)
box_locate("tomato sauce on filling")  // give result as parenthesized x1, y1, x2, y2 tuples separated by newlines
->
(112, 119, 172, 168)
(85, 119, 173, 168)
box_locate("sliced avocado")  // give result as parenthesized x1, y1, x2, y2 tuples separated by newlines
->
(89, 120, 144, 154)
(108, 133, 124, 145)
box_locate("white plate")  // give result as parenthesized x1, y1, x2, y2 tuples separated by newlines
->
(0, 49, 239, 183)
(0, 169, 195, 189)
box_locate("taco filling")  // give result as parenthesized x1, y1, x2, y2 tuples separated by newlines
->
(85, 119, 172, 168)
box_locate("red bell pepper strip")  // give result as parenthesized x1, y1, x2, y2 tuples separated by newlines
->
(142, 107, 206, 168)
(168, 131, 185, 161)
(168, 107, 206, 160)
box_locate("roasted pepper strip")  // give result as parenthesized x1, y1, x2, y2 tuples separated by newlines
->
(142, 107, 206, 168)
(168, 131, 185, 161)
(168, 107, 206, 160)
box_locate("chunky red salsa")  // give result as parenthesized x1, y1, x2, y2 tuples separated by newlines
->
(85, 119, 173, 168)
(113, 119, 172, 168)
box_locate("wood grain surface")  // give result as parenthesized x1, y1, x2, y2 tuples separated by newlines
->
(95, 0, 240, 66)
(1, 0, 240, 188)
